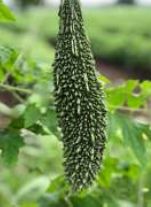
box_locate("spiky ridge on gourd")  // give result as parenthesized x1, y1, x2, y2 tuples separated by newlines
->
(53, 0, 106, 191)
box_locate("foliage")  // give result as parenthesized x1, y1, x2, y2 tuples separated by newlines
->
(0, 130, 24, 164)
(1, 7, 151, 75)
(0, 2, 151, 207)
(0, 42, 151, 206)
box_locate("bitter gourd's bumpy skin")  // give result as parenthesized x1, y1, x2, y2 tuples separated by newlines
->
(53, 0, 107, 191)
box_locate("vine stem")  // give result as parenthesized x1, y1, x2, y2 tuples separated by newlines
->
(0, 102, 14, 117)
(0, 84, 149, 114)
(0, 84, 32, 94)
(109, 104, 149, 114)
(12, 92, 25, 103)
(1, 72, 10, 84)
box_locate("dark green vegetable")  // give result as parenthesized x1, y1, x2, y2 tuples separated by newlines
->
(53, 0, 106, 191)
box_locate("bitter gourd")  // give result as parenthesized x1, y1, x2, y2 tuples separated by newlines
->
(53, 0, 106, 191)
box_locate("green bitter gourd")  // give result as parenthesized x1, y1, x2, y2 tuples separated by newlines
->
(53, 0, 106, 191)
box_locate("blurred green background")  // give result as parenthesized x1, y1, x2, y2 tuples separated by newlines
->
(0, 0, 151, 207)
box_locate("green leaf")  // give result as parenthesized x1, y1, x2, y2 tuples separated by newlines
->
(20, 202, 38, 207)
(125, 81, 146, 109)
(39, 195, 67, 207)
(40, 108, 59, 137)
(127, 95, 144, 109)
(71, 195, 101, 207)
(106, 85, 126, 110)
(114, 113, 150, 165)
(98, 74, 110, 86)
(107, 112, 120, 140)
(24, 104, 41, 128)
(0, 0, 15, 21)
(47, 176, 67, 194)
(9, 117, 25, 130)
(0, 68, 4, 80)
(106, 80, 149, 110)
(97, 157, 118, 187)
(0, 46, 19, 69)
(140, 81, 151, 97)
(0, 130, 24, 164)
(27, 123, 46, 135)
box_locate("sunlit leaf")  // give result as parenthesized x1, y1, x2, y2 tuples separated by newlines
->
(24, 104, 41, 128)
(40, 108, 59, 137)
(0, 0, 15, 21)
(113, 113, 150, 165)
